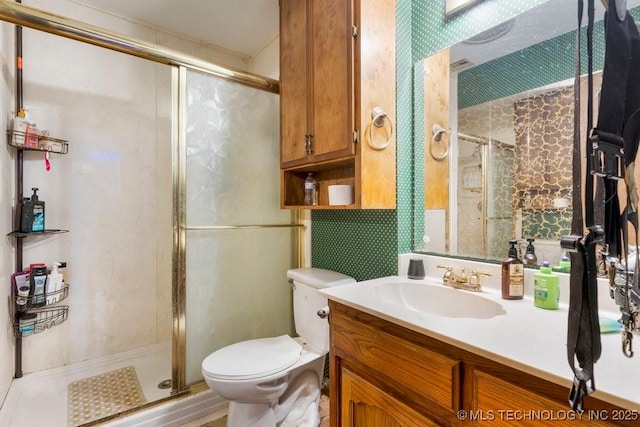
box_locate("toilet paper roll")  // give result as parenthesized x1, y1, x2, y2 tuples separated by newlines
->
(328, 185, 354, 205)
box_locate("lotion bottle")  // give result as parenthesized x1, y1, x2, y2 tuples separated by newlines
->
(46, 262, 63, 305)
(502, 239, 524, 300)
(12, 109, 27, 145)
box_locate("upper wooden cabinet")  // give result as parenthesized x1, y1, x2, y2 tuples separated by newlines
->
(279, 0, 396, 209)
(280, 0, 354, 167)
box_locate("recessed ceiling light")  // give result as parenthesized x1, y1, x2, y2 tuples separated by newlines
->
(462, 19, 516, 44)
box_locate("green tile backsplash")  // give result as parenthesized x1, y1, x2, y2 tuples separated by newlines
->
(311, 210, 398, 281)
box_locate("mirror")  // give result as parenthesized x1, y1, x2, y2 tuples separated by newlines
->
(415, 0, 640, 264)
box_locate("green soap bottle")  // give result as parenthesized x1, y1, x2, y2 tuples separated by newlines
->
(558, 255, 571, 273)
(534, 261, 559, 310)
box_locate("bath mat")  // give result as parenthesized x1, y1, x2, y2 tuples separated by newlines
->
(67, 366, 146, 426)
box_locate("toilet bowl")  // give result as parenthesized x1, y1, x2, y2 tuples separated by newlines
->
(201, 268, 355, 426)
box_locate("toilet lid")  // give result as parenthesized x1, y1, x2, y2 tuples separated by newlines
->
(202, 335, 302, 380)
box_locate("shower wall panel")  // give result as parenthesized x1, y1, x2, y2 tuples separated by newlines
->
(184, 70, 295, 385)
(18, 27, 173, 372)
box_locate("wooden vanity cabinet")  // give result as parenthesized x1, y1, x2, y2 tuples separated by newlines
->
(279, 0, 396, 209)
(341, 367, 439, 426)
(330, 302, 462, 426)
(329, 301, 635, 426)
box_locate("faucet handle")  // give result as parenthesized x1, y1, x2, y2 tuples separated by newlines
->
(469, 270, 491, 286)
(437, 265, 453, 281)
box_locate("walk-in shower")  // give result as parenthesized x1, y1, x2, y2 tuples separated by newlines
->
(0, 2, 300, 426)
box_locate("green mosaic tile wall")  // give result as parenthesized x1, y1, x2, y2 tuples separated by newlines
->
(459, 6, 640, 109)
(311, 0, 549, 280)
(311, 210, 398, 281)
(412, 0, 547, 63)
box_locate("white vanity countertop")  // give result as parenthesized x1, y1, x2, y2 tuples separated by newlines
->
(320, 263, 640, 410)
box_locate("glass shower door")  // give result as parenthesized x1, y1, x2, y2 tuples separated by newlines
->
(183, 70, 297, 386)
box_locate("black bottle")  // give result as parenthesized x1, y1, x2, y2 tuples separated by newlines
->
(28, 264, 48, 308)
(19, 187, 45, 233)
(523, 238, 537, 265)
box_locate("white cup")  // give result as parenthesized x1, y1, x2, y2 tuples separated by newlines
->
(328, 185, 354, 205)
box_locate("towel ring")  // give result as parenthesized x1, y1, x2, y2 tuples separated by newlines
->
(430, 124, 449, 160)
(367, 106, 393, 150)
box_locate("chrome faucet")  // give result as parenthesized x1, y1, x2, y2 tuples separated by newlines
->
(437, 265, 491, 292)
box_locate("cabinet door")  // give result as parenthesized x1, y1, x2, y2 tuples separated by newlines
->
(471, 369, 597, 427)
(280, 0, 356, 168)
(341, 367, 439, 427)
(309, 0, 355, 163)
(280, 0, 310, 166)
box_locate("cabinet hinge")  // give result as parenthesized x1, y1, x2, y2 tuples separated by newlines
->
(352, 25, 358, 39)
(353, 130, 359, 144)
(305, 133, 313, 155)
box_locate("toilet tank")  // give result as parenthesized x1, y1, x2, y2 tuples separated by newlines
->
(287, 268, 355, 353)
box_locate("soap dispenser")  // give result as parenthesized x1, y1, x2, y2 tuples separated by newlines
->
(18, 188, 45, 233)
(523, 238, 537, 265)
(502, 239, 524, 300)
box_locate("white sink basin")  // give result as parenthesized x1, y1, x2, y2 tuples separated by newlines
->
(371, 282, 506, 319)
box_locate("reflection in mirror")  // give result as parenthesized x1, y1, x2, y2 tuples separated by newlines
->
(417, 0, 640, 264)
(456, 83, 574, 261)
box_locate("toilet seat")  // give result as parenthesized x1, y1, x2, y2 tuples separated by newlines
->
(202, 335, 302, 381)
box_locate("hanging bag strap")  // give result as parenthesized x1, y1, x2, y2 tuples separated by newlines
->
(565, 0, 603, 413)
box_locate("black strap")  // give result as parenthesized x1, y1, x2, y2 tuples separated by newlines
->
(567, 0, 640, 411)
(566, 0, 602, 413)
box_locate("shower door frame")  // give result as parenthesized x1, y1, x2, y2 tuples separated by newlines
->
(0, 0, 304, 404)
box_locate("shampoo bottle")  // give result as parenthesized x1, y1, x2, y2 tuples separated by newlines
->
(523, 238, 538, 265)
(534, 261, 559, 310)
(28, 264, 48, 308)
(559, 256, 571, 272)
(502, 239, 524, 300)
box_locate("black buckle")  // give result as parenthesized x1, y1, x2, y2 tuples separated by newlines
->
(568, 376, 595, 414)
(585, 225, 605, 246)
(590, 129, 624, 180)
(561, 235, 582, 252)
(561, 226, 603, 252)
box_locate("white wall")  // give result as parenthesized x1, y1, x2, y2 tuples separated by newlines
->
(252, 35, 279, 80)
(1, 0, 277, 403)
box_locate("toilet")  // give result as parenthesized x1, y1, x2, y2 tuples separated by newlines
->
(202, 268, 356, 426)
